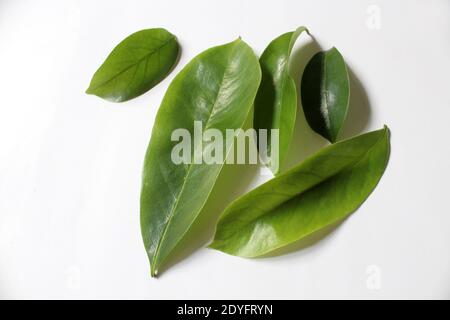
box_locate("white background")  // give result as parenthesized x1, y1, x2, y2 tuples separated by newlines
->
(0, 0, 449, 299)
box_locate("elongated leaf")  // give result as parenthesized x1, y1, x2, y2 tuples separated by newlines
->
(254, 27, 308, 175)
(86, 28, 179, 102)
(141, 39, 261, 276)
(210, 126, 390, 257)
(301, 47, 349, 142)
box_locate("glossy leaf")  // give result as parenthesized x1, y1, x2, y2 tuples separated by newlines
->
(86, 28, 179, 102)
(210, 126, 390, 257)
(301, 47, 349, 142)
(141, 39, 261, 276)
(254, 27, 308, 174)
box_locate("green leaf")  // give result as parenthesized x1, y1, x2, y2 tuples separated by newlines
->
(140, 39, 261, 276)
(210, 126, 390, 257)
(86, 28, 179, 102)
(254, 27, 308, 175)
(301, 47, 350, 142)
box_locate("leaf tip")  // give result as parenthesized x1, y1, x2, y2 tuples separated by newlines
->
(296, 26, 310, 35)
(207, 242, 216, 250)
(150, 267, 158, 278)
(329, 134, 337, 144)
(208, 239, 222, 251)
(383, 124, 391, 137)
(85, 86, 93, 95)
(328, 46, 345, 59)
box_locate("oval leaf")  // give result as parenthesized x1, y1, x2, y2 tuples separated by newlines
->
(141, 39, 261, 276)
(210, 126, 390, 257)
(86, 28, 179, 102)
(301, 47, 349, 142)
(254, 27, 308, 174)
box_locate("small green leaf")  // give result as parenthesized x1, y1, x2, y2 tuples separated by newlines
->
(254, 27, 309, 174)
(141, 39, 261, 277)
(210, 126, 390, 257)
(301, 47, 350, 142)
(86, 28, 179, 102)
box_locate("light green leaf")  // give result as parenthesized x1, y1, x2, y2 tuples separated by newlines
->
(141, 39, 261, 276)
(86, 28, 179, 102)
(254, 27, 309, 175)
(301, 47, 350, 142)
(210, 126, 390, 257)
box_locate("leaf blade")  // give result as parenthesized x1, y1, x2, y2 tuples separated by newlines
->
(210, 126, 390, 257)
(86, 28, 179, 102)
(140, 39, 261, 276)
(301, 47, 350, 142)
(254, 27, 309, 175)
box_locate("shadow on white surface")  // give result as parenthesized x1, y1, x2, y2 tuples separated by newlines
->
(340, 66, 372, 140)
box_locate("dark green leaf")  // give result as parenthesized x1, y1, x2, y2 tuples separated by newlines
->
(86, 28, 179, 102)
(210, 126, 390, 257)
(141, 39, 261, 276)
(301, 47, 349, 142)
(254, 27, 308, 174)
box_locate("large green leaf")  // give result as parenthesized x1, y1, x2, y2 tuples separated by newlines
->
(86, 28, 179, 102)
(141, 39, 261, 276)
(254, 27, 308, 175)
(301, 47, 350, 142)
(210, 126, 390, 257)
